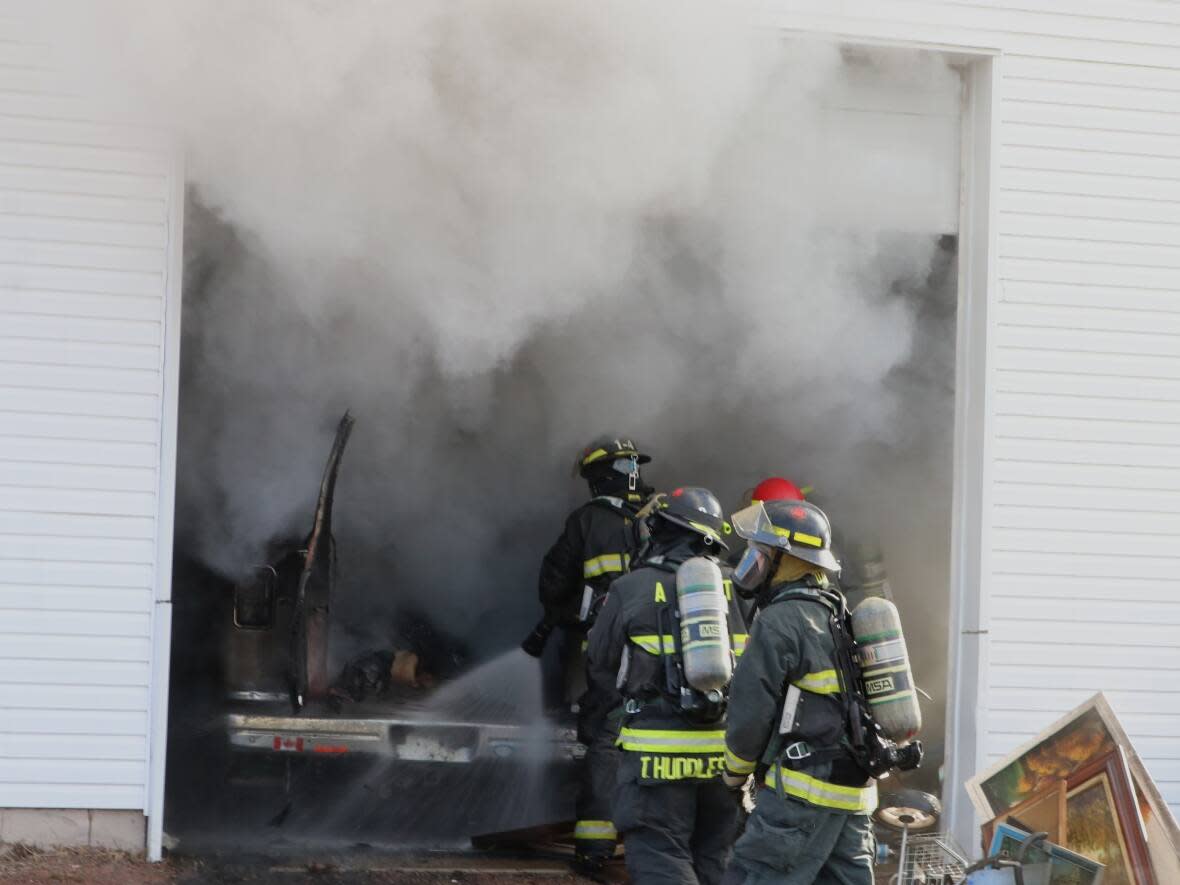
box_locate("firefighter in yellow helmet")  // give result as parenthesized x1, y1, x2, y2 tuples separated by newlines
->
(526, 436, 652, 876)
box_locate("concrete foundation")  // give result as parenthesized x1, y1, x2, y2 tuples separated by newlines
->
(0, 809, 146, 853)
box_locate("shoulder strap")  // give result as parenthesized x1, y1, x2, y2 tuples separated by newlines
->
(763, 581, 838, 615)
(588, 495, 637, 516)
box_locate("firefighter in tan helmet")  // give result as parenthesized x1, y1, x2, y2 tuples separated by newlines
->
(721, 499, 876, 885)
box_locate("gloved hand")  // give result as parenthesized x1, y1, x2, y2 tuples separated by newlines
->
(721, 770, 748, 791)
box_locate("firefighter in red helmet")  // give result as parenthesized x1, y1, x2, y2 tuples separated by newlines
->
(750, 476, 806, 504)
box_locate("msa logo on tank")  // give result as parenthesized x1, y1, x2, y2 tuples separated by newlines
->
(864, 675, 896, 695)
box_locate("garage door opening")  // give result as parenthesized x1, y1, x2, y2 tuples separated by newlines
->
(159, 33, 972, 855)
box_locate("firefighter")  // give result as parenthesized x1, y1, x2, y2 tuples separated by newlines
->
(532, 435, 653, 875)
(586, 487, 748, 885)
(729, 477, 806, 570)
(721, 499, 877, 885)
(745, 479, 893, 609)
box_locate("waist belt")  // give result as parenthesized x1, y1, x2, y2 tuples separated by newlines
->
(765, 763, 878, 813)
(778, 740, 871, 788)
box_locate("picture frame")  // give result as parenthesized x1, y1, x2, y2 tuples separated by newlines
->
(981, 778, 1067, 854)
(1064, 748, 1154, 885)
(965, 692, 1180, 874)
(989, 821, 1104, 885)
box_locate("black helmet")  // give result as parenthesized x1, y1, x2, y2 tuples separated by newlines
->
(575, 435, 651, 478)
(731, 499, 839, 574)
(655, 487, 731, 550)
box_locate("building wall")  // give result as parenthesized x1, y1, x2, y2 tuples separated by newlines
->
(2, 0, 1179, 858)
(765, 0, 1180, 820)
(0, 6, 180, 831)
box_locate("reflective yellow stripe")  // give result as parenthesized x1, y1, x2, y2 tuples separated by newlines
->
(619, 727, 726, 754)
(725, 747, 756, 775)
(765, 766, 878, 813)
(768, 525, 822, 548)
(793, 669, 840, 695)
(582, 448, 609, 466)
(630, 634, 675, 655)
(583, 553, 628, 579)
(574, 820, 617, 840)
(631, 633, 745, 656)
(687, 520, 721, 538)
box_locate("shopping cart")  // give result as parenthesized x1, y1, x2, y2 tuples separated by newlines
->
(875, 790, 968, 884)
(887, 832, 968, 884)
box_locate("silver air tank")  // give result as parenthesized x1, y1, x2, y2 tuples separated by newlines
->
(676, 557, 733, 693)
(850, 597, 922, 742)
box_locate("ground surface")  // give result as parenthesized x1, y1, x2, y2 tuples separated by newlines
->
(0, 847, 612, 885)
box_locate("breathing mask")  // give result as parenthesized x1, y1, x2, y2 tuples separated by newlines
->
(732, 541, 777, 597)
(612, 456, 641, 492)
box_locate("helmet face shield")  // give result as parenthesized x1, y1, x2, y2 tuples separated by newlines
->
(732, 542, 775, 595)
(731, 502, 792, 550)
(731, 500, 841, 575)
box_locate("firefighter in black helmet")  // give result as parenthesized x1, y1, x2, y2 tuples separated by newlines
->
(720, 500, 876, 885)
(586, 488, 749, 885)
(529, 436, 653, 875)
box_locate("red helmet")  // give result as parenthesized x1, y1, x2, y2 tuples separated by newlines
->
(751, 477, 805, 503)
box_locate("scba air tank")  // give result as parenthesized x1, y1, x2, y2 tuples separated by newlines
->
(676, 557, 733, 693)
(850, 597, 922, 742)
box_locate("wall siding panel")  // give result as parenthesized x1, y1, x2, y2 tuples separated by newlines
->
(0, 12, 176, 815)
(758, 0, 1180, 826)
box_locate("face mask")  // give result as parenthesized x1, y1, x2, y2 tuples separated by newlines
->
(612, 457, 640, 492)
(733, 544, 773, 595)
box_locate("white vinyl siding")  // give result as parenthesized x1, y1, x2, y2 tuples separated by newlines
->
(0, 11, 178, 811)
(761, 0, 1180, 821)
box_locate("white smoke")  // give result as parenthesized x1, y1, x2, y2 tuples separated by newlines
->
(46, 3, 960, 666)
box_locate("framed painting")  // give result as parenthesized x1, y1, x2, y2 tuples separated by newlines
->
(989, 822, 1104, 885)
(1064, 749, 1154, 885)
(965, 692, 1180, 871)
(981, 778, 1067, 854)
